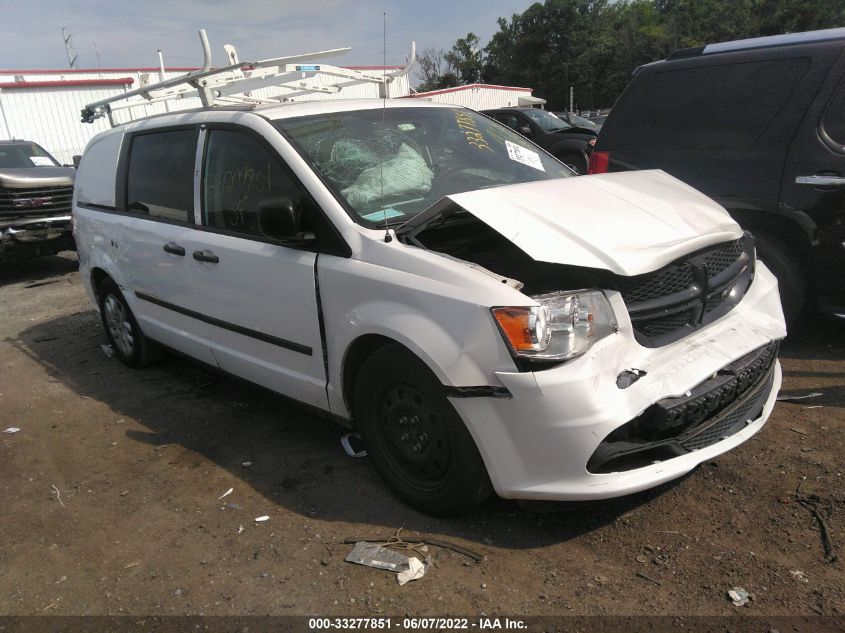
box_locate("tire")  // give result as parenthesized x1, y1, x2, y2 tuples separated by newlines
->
(754, 233, 805, 329)
(353, 344, 492, 515)
(97, 277, 158, 367)
(558, 151, 588, 175)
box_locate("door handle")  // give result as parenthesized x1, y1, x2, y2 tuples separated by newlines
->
(162, 242, 185, 256)
(192, 249, 219, 263)
(795, 174, 845, 187)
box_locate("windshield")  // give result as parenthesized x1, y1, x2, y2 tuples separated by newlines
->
(274, 107, 571, 225)
(520, 109, 572, 133)
(0, 143, 60, 168)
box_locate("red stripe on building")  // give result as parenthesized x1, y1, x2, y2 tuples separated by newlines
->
(0, 78, 135, 89)
(405, 83, 533, 98)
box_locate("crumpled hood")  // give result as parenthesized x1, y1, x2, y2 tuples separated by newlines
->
(401, 170, 742, 277)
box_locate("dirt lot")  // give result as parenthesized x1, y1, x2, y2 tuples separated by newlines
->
(0, 253, 842, 618)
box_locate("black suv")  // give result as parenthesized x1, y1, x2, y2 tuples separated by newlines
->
(481, 108, 595, 174)
(591, 28, 845, 325)
(0, 140, 76, 261)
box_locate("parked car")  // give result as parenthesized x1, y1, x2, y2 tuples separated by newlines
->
(0, 140, 75, 261)
(480, 108, 595, 173)
(554, 111, 603, 133)
(74, 99, 785, 515)
(591, 28, 845, 325)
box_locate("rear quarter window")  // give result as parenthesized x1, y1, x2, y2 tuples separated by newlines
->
(126, 129, 197, 222)
(608, 58, 810, 150)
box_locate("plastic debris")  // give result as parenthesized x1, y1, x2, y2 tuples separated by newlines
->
(728, 587, 750, 607)
(3, 427, 21, 434)
(397, 557, 426, 585)
(790, 570, 809, 583)
(225, 502, 241, 510)
(100, 344, 115, 358)
(51, 484, 65, 509)
(341, 433, 367, 458)
(777, 391, 822, 402)
(218, 487, 233, 500)
(241, 461, 253, 468)
(254, 515, 269, 522)
(345, 541, 410, 572)
(237, 525, 244, 534)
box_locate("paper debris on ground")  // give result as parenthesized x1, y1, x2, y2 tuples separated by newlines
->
(3, 427, 21, 434)
(254, 515, 269, 522)
(345, 541, 411, 572)
(218, 487, 233, 500)
(397, 556, 426, 585)
(728, 587, 750, 606)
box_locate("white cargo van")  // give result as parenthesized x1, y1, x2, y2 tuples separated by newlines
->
(72, 97, 786, 515)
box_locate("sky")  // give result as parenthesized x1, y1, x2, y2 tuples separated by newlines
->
(0, 0, 537, 74)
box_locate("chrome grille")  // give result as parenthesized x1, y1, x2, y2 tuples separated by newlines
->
(0, 185, 73, 218)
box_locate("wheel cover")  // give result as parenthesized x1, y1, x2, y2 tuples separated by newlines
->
(375, 382, 451, 491)
(104, 294, 134, 358)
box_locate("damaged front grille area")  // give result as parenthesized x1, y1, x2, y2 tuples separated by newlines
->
(587, 341, 778, 474)
(616, 235, 754, 347)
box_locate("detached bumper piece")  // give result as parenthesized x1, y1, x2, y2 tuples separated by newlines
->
(588, 341, 779, 474)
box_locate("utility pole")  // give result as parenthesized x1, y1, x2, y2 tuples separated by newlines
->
(62, 27, 78, 69)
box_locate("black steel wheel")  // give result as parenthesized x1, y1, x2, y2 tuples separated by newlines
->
(354, 344, 492, 515)
(97, 277, 158, 368)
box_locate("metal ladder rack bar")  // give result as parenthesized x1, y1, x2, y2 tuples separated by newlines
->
(81, 29, 416, 125)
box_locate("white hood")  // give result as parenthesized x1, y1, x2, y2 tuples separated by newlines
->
(402, 170, 743, 277)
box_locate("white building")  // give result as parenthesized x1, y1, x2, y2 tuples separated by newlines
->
(405, 83, 545, 110)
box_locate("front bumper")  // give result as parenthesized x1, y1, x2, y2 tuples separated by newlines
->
(449, 262, 786, 501)
(0, 215, 75, 259)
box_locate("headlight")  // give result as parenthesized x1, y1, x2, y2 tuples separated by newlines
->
(492, 290, 618, 361)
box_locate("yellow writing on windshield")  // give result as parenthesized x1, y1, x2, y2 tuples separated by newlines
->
(454, 111, 493, 152)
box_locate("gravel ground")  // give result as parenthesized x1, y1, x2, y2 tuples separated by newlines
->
(0, 253, 842, 618)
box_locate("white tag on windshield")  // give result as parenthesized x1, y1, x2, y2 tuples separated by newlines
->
(505, 140, 544, 172)
(29, 156, 53, 166)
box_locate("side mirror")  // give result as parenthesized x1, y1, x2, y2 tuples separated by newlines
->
(517, 126, 532, 137)
(72, 155, 82, 168)
(257, 197, 302, 241)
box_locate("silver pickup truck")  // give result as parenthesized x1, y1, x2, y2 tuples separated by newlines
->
(0, 140, 76, 261)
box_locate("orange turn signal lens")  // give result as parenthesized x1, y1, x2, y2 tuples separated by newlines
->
(492, 307, 533, 351)
(492, 306, 550, 353)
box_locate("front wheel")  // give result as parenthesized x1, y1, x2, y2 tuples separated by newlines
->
(354, 344, 492, 515)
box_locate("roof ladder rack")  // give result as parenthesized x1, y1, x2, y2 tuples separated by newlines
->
(81, 29, 416, 125)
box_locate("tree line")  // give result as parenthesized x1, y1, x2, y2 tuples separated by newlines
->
(416, 0, 845, 110)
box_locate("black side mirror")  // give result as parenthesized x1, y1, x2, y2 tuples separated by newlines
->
(72, 155, 82, 168)
(517, 126, 532, 136)
(257, 197, 302, 241)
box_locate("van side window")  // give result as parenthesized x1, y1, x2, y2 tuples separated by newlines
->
(821, 77, 845, 150)
(202, 130, 310, 237)
(126, 130, 196, 222)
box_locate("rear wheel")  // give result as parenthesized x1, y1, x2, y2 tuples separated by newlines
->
(754, 233, 805, 328)
(97, 278, 158, 367)
(354, 344, 492, 515)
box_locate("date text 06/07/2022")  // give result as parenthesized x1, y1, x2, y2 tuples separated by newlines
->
(307, 617, 528, 630)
